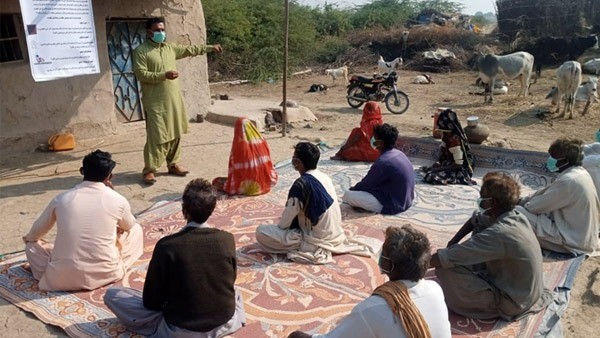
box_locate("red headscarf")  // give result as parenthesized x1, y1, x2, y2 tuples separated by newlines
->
(334, 102, 384, 162)
(222, 118, 278, 196)
(360, 101, 384, 138)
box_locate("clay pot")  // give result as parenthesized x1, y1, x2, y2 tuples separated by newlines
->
(464, 116, 490, 144)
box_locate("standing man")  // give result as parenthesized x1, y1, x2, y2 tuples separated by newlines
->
(23, 150, 143, 291)
(342, 123, 415, 214)
(134, 17, 223, 184)
(104, 179, 246, 337)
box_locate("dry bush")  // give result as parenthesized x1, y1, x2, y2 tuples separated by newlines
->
(347, 25, 498, 72)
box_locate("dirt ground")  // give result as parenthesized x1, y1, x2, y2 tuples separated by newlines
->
(0, 67, 598, 337)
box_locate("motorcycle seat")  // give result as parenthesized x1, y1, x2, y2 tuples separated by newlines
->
(352, 76, 386, 84)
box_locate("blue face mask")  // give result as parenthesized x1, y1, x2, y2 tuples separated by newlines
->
(370, 136, 377, 149)
(151, 31, 166, 44)
(546, 156, 565, 172)
(476, 197, 491, 213)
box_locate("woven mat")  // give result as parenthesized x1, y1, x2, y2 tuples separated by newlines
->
(0, 137, 578, 338)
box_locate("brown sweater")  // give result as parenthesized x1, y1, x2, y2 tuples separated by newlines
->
(143, 226, 237, 332)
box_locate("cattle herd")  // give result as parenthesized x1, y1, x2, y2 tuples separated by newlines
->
(474, 34, 599, 119)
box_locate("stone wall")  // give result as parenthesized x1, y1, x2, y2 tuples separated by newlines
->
(0, 0, 210, 155)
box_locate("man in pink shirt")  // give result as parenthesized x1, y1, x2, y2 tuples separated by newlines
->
(22, 150, 143, 291)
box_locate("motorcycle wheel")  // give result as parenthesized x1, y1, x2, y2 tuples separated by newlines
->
(384, 90, 409, 114)
(347, 85, 366, 108)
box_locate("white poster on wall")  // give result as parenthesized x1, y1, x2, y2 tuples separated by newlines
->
(18, 0, 100, 82)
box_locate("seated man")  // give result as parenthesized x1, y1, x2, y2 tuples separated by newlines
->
(431, 172, 551, 320)
(255, 142, 373, 264)
(583, 141, 600, 198)
(22, 150, 143, 291)
(517, 138, 600, 255)
(104, 178, 246, 337)
(288, 225, 451, 338)
(342, 123, 415, 214)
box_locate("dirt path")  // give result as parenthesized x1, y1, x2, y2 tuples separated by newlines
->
(0, 68, 598, 337)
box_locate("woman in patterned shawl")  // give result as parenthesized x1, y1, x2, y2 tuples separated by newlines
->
(423, 109, 476, 185)
(213, 117, 278, 195)
(331, 101, 383, 162)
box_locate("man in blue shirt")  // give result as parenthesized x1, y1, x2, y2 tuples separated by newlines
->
(342, 123, 415, 215)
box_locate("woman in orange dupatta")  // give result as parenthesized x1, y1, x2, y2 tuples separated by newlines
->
(331, 101, 383, 162)
(213, 117, 278, 196)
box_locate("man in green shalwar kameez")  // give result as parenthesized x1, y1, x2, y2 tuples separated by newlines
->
(134, 17, 223, 184)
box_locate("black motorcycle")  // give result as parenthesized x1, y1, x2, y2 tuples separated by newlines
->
(346, 72, 410, 114)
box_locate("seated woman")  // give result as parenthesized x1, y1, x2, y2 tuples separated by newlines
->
(423, 109, 475, 185)
(331, 101, 383, 162)
(288, 225, 451, 338)
(213, 117, 278, 196)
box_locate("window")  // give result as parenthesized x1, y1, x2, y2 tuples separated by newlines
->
(1, 14, 25, 63)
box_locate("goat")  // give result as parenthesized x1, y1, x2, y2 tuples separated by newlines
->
(307, 83, 328, 93)
(324, 65, 348, 86)
(475, 51, 534, 103)
(412, 74, 435, 84)
(377, 56, 402, 74)
(546, 76, 598, 116)
(475, 78, 510, 95)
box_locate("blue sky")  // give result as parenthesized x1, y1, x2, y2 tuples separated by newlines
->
(297, 0, 496, 15)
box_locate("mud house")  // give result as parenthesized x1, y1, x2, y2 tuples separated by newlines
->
(0, 0, 211, 154)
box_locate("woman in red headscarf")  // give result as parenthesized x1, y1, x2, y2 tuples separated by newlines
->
(331, 101, 384, 162)
(213, 117, 278, 196)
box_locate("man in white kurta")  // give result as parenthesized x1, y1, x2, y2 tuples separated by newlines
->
(583, 143, 600, 198)
(308, 279, 451, 338)
(23, 150, 143, 291)
(256, 142, 373, 264)
(517, 139, 600, 255)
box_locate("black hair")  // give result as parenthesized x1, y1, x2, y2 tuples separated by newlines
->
(146, 17, 165, 30)
(550, 138, 584, 167)
(373, 123, 399, 149)
(82, 149, 116, 182)
(294, 142, 320, 170)
(182, 178, 217, 224)
(384, 224, 431, 282)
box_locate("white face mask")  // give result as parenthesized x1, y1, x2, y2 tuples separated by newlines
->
(476, 197, 492, 213)
(378, 254, 394, 274)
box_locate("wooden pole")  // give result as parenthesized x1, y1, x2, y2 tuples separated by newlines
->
(282, 0, 289, 137)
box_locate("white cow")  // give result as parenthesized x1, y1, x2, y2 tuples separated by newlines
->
(476, 51, 534, 103)
(546, 76, 598, 116)
(324, 65, 348, 86)
(377, 56, 402, 74)
(583, 58, 600, 75)
(554, 61, 582, 119)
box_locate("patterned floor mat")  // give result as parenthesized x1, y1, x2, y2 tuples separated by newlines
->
(0, 137, 578, 337)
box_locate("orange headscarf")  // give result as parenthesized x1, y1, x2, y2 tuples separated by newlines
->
(360, 101, 384, 139)
(223, 118, 278, 196)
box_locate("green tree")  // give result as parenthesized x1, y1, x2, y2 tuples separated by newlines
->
(414, 0, 464, 13)
(351, 0, 414, 29)
(311, 3, 352, 36)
